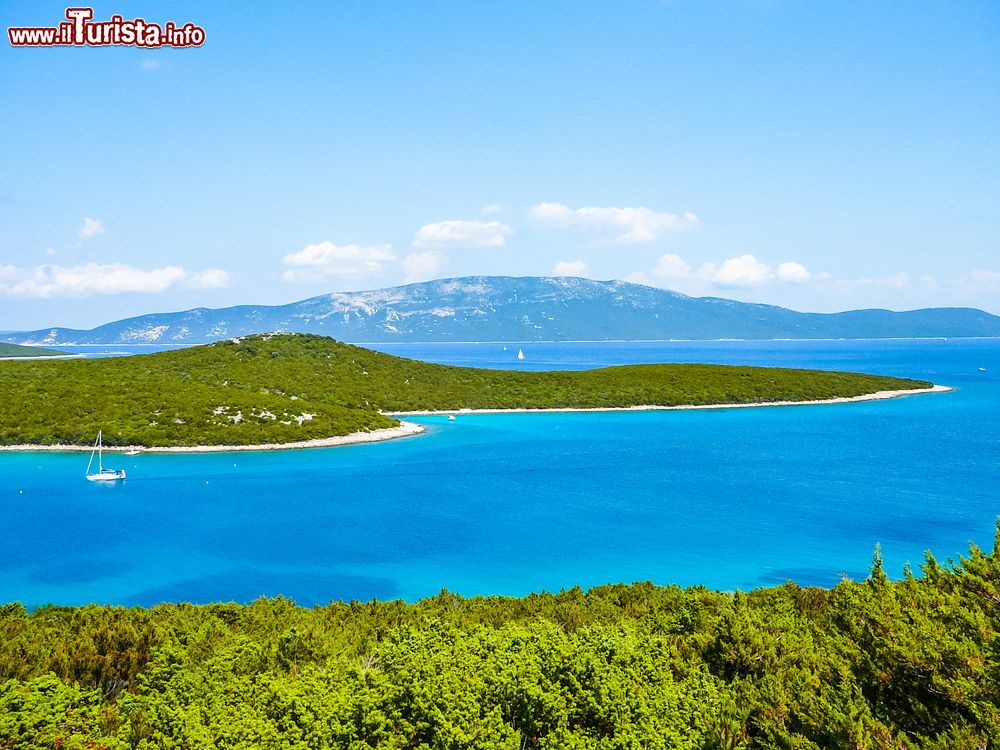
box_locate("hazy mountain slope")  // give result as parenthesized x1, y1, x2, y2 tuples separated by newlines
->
(5, 276, 999, 345)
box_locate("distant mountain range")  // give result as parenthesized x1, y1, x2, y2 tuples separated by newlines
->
(5, 276, 1000, 345)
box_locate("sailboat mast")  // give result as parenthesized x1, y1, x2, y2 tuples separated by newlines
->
(85, 431, 99, 476)
(97, 430, 103, 472)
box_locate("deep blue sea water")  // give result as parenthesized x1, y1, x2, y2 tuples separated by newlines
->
(2, 339, 998, 608)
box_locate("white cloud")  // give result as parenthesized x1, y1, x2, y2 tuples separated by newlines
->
(413, 220, 513, 249)
(627, 253, 817, 293)
(623, 271, 651, 285)
(0, 262, 195, 298)
(628, 256, 1000, 313)
(777, 261, 811, 284)
(481, 203, 504, 214)
(529, 202, 699, 244)
(282, 241, 395, 283)
(402, 250, 447, 283)
(78, 217, 105, 240)
(649, 253, 692, 281)
(704, 254, 774, 287)
(188, 268, 231, 289)
(624, 254, 694, 288)
(553, 259, 589, 276)
(967, 269, 1000, 289)
(836, 272, 911, 291)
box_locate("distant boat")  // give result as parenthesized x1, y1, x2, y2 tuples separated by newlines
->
(502, 346, 507, 351)
(448, 414, 456, 421)
(979, 367, 987, 372)
(85, 431, 126, 482)
(517, 348, 525, 360)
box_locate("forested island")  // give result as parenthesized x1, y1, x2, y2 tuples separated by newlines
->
(0, 343, 61, 358)
(0, 333, 933, 448)
(2, 531, 998, 747)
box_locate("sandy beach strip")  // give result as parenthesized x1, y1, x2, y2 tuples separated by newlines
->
(0, 421, 426, 454)
(389, 384, 953, 416)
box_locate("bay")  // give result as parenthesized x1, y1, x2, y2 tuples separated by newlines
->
(2, 338, 997, 607)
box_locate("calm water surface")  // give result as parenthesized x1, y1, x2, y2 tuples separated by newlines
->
(2, 339, 998, 607)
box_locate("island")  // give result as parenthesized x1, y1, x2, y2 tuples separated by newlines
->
(0, 332, 941, 450)
(0, 342, 65, 359)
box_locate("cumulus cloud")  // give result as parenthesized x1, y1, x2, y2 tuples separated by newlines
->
(282, 241, 395, 283)
(188, 268, 231, 289)
(0, 262, 205, 298)
(553, 259, 589, 276)
(78, 217, 105, 240)
(705, 254, 774, 287)
(627, 253, 818, 293)
(623, 254, 693, 287)
(413, 220, 513, 249)
(831, 272, 912, 292)
(529, 202, 699, 244)
(650, 254, 693, 281)
(777, 261, 811, 284)
(627, 255, 1000, 312)
(965, 269, 1000, 289)
(946, 269, 1000, 310)
(402, 250, 447, 283)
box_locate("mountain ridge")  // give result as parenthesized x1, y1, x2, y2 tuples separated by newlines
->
(5, 276, 1000, 344)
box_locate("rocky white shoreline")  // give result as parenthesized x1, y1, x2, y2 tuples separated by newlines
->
(0, 421, 426, 454)
(390, 384, 953, 416)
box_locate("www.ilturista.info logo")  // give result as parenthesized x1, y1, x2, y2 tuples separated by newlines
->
(8, 7, 205, 48)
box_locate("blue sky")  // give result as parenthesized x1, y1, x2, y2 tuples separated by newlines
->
(1, 1, 998, 329)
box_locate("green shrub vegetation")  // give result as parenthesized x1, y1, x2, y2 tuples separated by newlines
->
(0, 343, 61, 358)
(0, 333, 931, 447)
(1, 530, 998, 748)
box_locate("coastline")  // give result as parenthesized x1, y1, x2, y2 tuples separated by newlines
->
(0, 385, 950, 453)
(0, 354, 86, 361)
(389, 384, 953, 416)
(0, 420, 426, 454)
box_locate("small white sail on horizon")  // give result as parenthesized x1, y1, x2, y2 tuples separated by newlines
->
(85, 431, 126, 482)
(517, 348, 525, 360)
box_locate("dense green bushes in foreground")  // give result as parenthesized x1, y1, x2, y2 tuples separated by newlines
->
(2, 529, 999, 748)
(0, 333, 931, 447)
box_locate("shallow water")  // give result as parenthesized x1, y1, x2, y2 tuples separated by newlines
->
(2, 339, 998, 607)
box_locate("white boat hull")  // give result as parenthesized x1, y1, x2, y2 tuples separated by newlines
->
(86, 470, 126, 482)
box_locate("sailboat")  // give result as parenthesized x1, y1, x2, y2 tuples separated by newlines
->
(517, 348, 525, 360)
(85, 431, 126, 481)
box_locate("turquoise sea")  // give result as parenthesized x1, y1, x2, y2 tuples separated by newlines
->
(2, 339, 998, 608)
